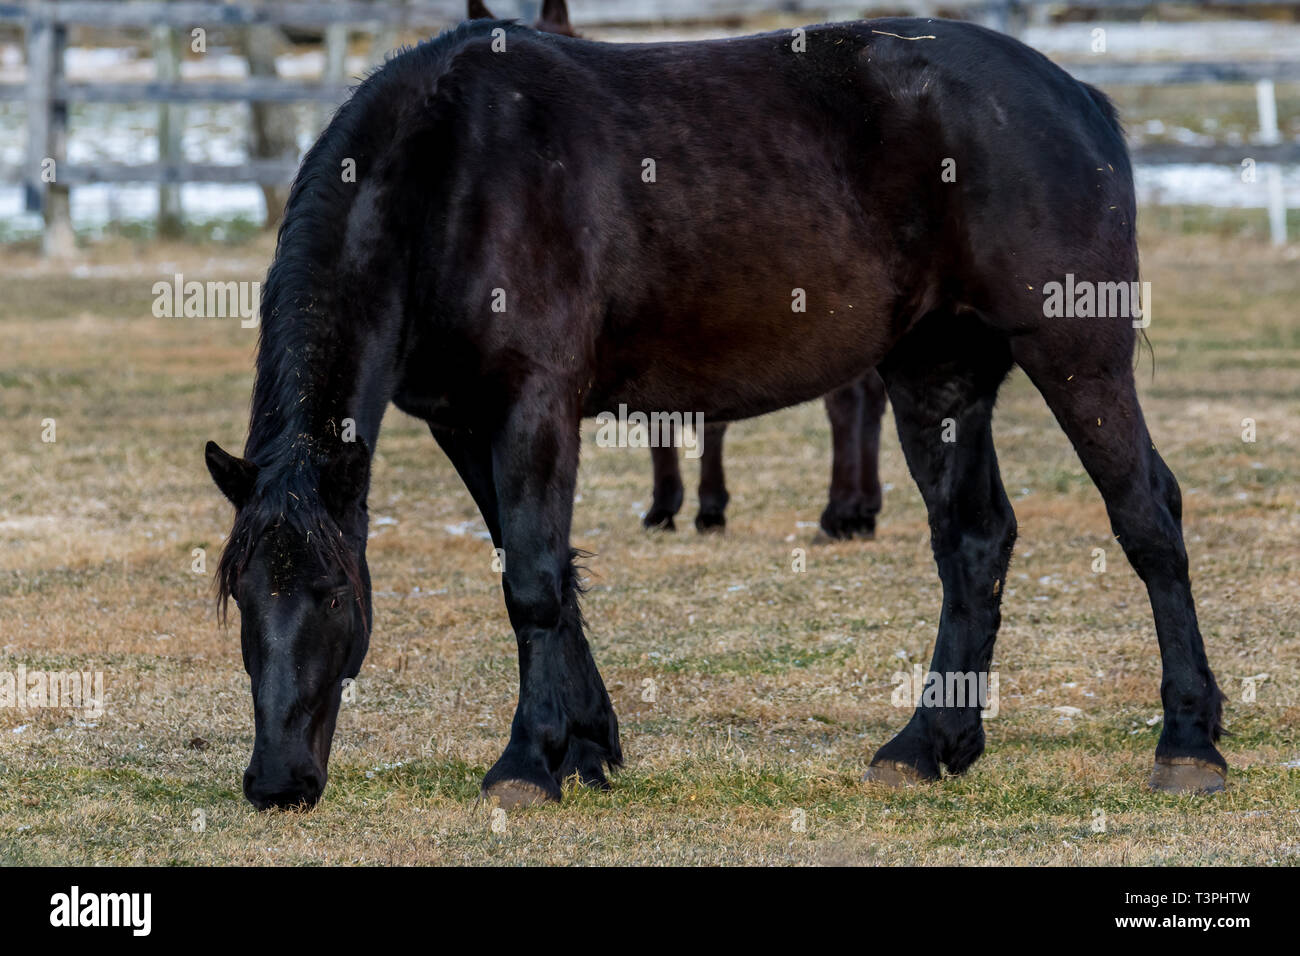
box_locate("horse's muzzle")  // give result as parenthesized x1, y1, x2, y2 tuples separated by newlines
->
(243, 764, 324, 811)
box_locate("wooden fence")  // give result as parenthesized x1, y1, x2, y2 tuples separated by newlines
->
(2, 0, 1297, 252)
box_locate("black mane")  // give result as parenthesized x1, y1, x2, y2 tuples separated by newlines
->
(216, 19, 531, 620)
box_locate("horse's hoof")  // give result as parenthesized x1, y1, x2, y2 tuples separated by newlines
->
(816, 514, 876, 542)
(862, 760, 928, 788)
(642, 512, 676, 532)
(482, 779, 558, 809)
(811, 527, 846, 546)
(694, 512, 726, 534)
(1148, 757, 1226, 794)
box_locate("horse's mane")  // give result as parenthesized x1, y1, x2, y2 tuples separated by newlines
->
(216, 19, 530, 622)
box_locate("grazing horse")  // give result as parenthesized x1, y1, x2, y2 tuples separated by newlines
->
(470, 0, 889, 538)
(207, 17, 1227, 810)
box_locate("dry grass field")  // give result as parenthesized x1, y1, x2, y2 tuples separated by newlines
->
(0, 219, 1298, 865)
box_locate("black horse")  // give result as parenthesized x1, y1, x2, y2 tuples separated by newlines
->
(471, 0, 889, 538)
(207, 17, 1227, 810)
(645, 372, 886, 536)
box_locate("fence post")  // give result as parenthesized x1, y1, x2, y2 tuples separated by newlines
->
(320, 22, 349, 132)
(370, 0, 400, 67)
(25, 5, 74, 256)
(1255, 79, 1287, 247)
(153, 25, 184, 238)
(247, 24, 295, 228)
(982, 0, 1027, 39)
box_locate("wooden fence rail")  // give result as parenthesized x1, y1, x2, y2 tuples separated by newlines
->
(1, 0, 1296, 252)
(4, 1, 1299, 29)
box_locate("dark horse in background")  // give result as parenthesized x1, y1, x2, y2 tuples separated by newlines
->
(474, 0, 888, 538)
(206, 17, 1227, 810)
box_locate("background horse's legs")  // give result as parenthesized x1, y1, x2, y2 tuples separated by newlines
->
(437, 390, 621, 807)
(857, 368, 887, 525)
(644, 438, 684, 530)
(694, 421, 730, 533)
(1012, 335, 1226, 793)
(819, 370, 887, 540)
(865, 314, 1015, 784)
(645, 421, 731, 534)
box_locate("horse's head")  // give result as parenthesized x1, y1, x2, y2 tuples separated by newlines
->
(205, 439, 372, 811)
(468, 0, 578, 37)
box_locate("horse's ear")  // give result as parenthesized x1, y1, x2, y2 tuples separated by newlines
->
(467, 0, 494, 19)
(540, 0, 571, 29)
(206, 441, 258, 508)
(320, 438, 371, 518)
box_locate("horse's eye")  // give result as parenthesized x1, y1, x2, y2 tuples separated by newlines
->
(328, 595, 340, 611)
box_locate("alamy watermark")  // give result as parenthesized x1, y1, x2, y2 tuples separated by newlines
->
(0, 666, 104, 718)
(594, 404, 705, 459)
(151, 273, 259, 327)
(49, 886, 150, 936)
(891, 664, 999, 718)
(1042, 274, 1151, 328)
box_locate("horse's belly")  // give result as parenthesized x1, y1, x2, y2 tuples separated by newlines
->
(588, 278, 892, 422)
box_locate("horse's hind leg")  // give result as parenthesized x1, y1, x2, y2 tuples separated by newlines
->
(819, 370, 887, 540)
(442, 386, 621, 807)
(644, 441, 684, 530)
(864, 314, 1016, 784)
(1011, 335, 1226, 792)
(694, 421, 730, 533)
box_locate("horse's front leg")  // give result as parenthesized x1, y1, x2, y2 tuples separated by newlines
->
(694, 421, 730, 533)
(856, 368, 887, 526)
(818, 372, 884, 540)
(480, 382, 622, 807)
(644, 440, 684, 531)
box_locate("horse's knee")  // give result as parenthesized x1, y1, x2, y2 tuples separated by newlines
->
(1121, 529, 1189, 584)
(994, 492, 1017, 540)
(1150, 452, 1183, 524)
(930, 479, 1015, 558)
(1107, 462, 1189, 580)
(503, 566, 563, 630)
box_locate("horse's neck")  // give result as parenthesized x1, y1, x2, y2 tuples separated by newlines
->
(246, 319, 391, 466)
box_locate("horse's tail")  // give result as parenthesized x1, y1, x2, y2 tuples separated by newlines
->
(1079, 81, 1133, 186)
(1081, 81, 1124, 138)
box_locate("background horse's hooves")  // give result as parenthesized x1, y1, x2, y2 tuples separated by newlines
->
(862, 760, 929, 788)
(694, 512, 726, 534)
(815, 515, 877, 543)
(1148, 758, 1227, 794)
(642, 512, 677, 532)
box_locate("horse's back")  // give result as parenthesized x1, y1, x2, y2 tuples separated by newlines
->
(397, 18, 1135, 421)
